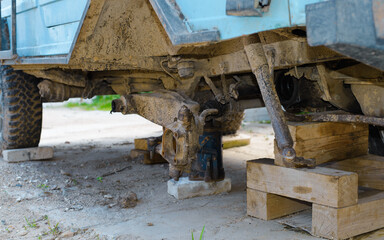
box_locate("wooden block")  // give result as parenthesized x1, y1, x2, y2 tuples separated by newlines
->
(247, 158, 358, 208)
(3, 147, 54, 163)
(275, 140, 369, 166)
(223, 134, 251, 149)
(247, 188, 310, 220)
(274, 122, 368, 166)
(324, 154, 384, 190)
(130, 149, 167, 165)
(134, 138, 148, 151)
(287, 122, 367, 142)
(312, 189, 384, 239)
(294, 131, 368, 153)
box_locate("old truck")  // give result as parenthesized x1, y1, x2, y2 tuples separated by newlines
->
(0, 0, 383, 181)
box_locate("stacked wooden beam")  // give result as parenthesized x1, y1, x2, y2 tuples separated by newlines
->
(248, 122, 384, 239)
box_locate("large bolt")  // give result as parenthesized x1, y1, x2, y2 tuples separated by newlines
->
(282, 147, 296, 163)
(177, 61, 195, 79)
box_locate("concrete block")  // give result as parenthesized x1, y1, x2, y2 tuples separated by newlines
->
(168, 177, 231, 200)
(3, 147, 54, 163)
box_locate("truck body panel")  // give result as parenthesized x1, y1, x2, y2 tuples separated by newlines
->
(1, 0, 88, 58)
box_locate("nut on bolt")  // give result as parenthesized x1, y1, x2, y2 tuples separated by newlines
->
(282, 147, 296, 162)
(111, 99, 125, 113)
(177, 61, 195, 79)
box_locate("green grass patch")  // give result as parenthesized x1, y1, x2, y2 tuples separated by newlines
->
(258, 120, 271, 124)
(192, 226, 205, 240)
(65, 95, 120, 111)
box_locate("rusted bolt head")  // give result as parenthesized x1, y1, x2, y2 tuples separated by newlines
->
(178, 105, 193, 123)
(282, 148, 296, 161)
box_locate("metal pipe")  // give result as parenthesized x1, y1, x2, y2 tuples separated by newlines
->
(286, 111, 384, 127)
(244, 38, 315, 168)
(243, 42, 294, 151)
(38, 80, 115, 102)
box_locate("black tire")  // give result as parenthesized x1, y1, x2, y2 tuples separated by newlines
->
(219, 111, 244, 135)
(369, 125, 384, 156)
(0, 66, 42, 150)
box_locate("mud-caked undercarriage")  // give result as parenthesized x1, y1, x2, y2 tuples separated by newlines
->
(0, 0, 383, 182)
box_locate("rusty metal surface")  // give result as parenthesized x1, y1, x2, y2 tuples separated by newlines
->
(244, 41, 293, 150)
(24, 69, 87, 88)
(286, 111, 384, 127)
(111, 90, 218, 179)
(316, 65, 361, 112)
(38, 80, 114, 102)
(38, 80, 84, 101)
(261, 39, 344, 70)
(351, 85, 384, 118)
(244, 39, 315, 168)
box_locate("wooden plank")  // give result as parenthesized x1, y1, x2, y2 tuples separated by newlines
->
(247, 158, 358, 208)
(287, 122, 368, 141)
(277, 209, 312, 234)
(296, 141, 368, 165)
(312, 189, 384, 240)
(275, 140, 368, 166)
(294, 131, 368, 152)
(274, 126, 368, 166)
(130, 149, 167, 165)
(324, 154, 384, 190)
(247, 188, 310, 220)
(134, 138, 148, 151)
(295, 139, 368, 159)
(3, 147, 54, 163)
(223, 134, 251, 149)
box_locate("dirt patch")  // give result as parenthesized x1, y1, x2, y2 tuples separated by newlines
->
(0, 107, 325, 239)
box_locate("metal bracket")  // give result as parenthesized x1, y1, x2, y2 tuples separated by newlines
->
(244, 40, 315, 168)
(0, 0, 17, 59)
(149, 0, 220, 45)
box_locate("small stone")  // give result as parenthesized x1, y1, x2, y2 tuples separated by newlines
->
(60, 170, 71, 176)
(18, 231, 28, 236)
(83, 176, 88, 180)
(104, 194, 113, 199)
(108, 203, 117, 208)
(119, 191, 138, 208)
(16, 197, 22, 202)
(167, 177, 231, 200)
(59, 231, 75, 238)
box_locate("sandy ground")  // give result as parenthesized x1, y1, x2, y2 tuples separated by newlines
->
(0, 106, 378, 240)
